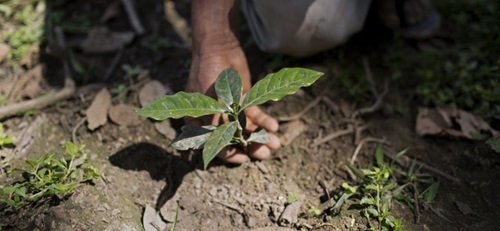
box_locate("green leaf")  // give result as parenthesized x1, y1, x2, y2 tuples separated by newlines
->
(332, 188, 357, 210)
(25, 159, 38, 169)
(172, 125, 216, 150)
(421, 182, 440, 204)
(170, 205, 179, 231)
(486, 137, 500, 153)
(2, 186, 16, 195)
(215, 68, 243, 111)
(341, 182, 358, 194)
(64, 141, 84, 157)
(247, 128, 269, 144)
(14, 187, 27, 198)
(360, 197, 375, 205)
(347, 164, 364, 179)
(383, 183, 397, 191)
(137, 92, 226, 120)
(240, 68, 323, 110)
(429, 205, 451, 223)
(365, 184, 379, 191)
(366, 208, 379, 217)
(375, 144, 384, 167)
(202, 122, 238, 169)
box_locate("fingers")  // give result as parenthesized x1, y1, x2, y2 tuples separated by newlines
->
(244, 106, 279, 132)
(218, 146, 250, 164)
(218, 133, 281, 164)
(185, 106, 281, 165)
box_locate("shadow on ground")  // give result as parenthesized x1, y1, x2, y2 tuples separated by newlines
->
(109, 142, 193, 209)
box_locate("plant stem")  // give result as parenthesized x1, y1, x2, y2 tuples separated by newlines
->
(62, 154, 76, 183)
(232, 111, 248, 147)
(376, 184, 382, 231)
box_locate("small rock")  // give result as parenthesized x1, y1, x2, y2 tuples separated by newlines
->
(154, 120, 176, 140)
(111, 208, 121, 216)
(108, 104, 143, 126)
(139, 80, 169, 106)
(455, 201, 476, 215)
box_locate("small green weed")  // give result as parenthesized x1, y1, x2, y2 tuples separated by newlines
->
(385, 0, 500, 119)
(486, 137, 500, 154)
(110, 84, 129, 102)
(141, 36, 173, 51)
(0, 141, 99, 207)
(122, 64, 144, 77)
(330, 146, 442, 231)
(0, 0, 45, 63)
(0, 123, 15, 147)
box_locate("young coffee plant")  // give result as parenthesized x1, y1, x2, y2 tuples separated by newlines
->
(137, 67, 323, 168)
(0, 141, 99, 207)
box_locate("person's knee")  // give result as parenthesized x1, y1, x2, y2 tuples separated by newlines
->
(242, 0, 372, 57)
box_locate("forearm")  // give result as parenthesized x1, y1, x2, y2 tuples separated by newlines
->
(191, 0, 241, 55)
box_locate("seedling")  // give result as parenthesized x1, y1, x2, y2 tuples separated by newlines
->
(137, 67, 323, 168)
(0, 141, 99, 207)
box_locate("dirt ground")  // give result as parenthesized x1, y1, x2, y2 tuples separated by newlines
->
(1, 1, 499, 231)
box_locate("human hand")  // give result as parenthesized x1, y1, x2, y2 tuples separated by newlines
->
(186, 45, 281, 164)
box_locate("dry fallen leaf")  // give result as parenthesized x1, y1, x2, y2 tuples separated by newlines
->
(80, 27, 134, 53)
(0, 42, 11, 63)
(100, 1, 121, 23)
(108, 104, 142, 126)
(154, 120, 176, 140)
(9, 64, 43, 100)
(143, 204, 167, 231)
(416, 106, 499, 138)
(455, 201, 476, 215)
(86, 88, 111, 131)
(19, 45, 39, 68)
(139, 80, 168, 106)
(0, 78, 14, 96)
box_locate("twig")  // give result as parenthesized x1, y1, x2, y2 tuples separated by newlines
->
(72, 116, 87, 144)
(312, 127, 354, 147)
(350, 137, 391, 165)
(354, 124, 369, 145)
(164, 0, 192, 48)
(212, 199, 244, 214)
(103, 48, 124, 81)
(362, 57, 376, 94)
(384, 152, 461, 183)
(351, 58, 389, 118)
(351, 80, 388, 118)
(321, 96, 339, 115)
(121, 0, 145, 35)
(344, 165, 357, 181)
(0, 28, 75, 120)
(318, 180, 330, 201)
(278, 87, 329, 122)
(313, 223, 337, 229)
(412, 183, 421, 223)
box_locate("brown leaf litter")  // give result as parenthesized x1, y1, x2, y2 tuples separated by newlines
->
(416, 106, 499, 139)
(86, 88, 111, 131)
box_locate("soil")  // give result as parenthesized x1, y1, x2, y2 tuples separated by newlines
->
(1, 1, 499, 231)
